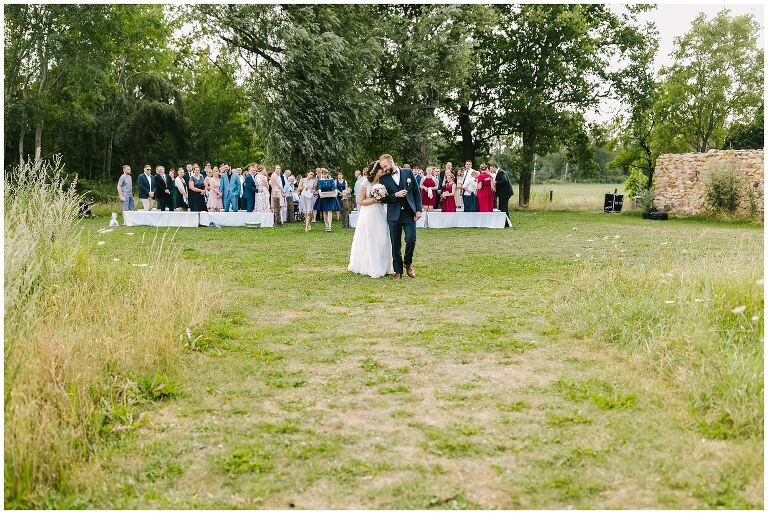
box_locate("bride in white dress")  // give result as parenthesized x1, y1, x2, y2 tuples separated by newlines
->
(348, 162, 394, 278)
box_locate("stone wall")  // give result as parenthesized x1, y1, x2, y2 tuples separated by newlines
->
(654, 149, 764, 215)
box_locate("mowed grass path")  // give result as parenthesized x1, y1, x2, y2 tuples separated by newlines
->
(73, 211, 762, 509)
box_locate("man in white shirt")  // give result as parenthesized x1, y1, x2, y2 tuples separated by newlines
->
(353, 168, 365, 210)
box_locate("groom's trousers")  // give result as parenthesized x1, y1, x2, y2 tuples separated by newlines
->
(389, 209, 416, 274)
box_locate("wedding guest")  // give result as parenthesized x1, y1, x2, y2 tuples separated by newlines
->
(185, 163, 193, 178)
(441, 171, 457, 212)
(138, 164, 155, 210)
(255, 166, 272, 213)
(434, 165, 445, 210)
(173, 167, 188, 211)
(461, 169, 478, 212)
(491, 164, 513, 224)
(354, 168, 366, 210)
(154, 165, 172, 211)
(336, 171, 351, 228)
(117, 164, 135, 211)
(476, 164, 495, 213)
(282, 175, 296, 223)
(203, 162, 212, 179)
(335, 172, 349, 223)
(455, 167, 465, 210)
(206, 166, 223, 212)
(298, 171, 317, 231)
(220, 163, 240, 212)
(187, 165, 206, 212)
(237, 167, 246, 210)
(315, 168, 339, 232)
(270, 165, 284, 226)
(243, 164, 258, 212)
(420, 167, 437, 212)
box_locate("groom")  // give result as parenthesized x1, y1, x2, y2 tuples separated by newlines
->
(378, 154, 422, 280)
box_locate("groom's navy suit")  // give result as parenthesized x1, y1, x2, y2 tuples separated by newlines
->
(380, 167, 422, 275)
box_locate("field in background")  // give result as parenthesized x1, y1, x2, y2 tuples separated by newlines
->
(516, 183, 626, 210)
(35, 210, 762, 509)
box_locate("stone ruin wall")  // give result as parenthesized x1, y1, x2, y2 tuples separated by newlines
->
(654, 149, 764, 215)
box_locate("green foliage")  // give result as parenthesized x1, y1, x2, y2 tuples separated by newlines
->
(636, 188, 656, 213)
(624, 167, 649, 198)
(486, 4, 650, 204)
(704, 163, 745, 213)
(656, 10, 764, 152)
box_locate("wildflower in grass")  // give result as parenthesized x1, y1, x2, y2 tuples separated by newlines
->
(664, 300, 675, 304)
(112, 258, 120, 262)
(587, 239, 594, 242)
(97, 241, 106, 246)
(694, 298, 703, 302)
(661, 242, 669, 245)
(751, 315, 759, 322)
(731, 305, 746, 315)
(575, 253, 582, 258)
(126, 232, 135, 235)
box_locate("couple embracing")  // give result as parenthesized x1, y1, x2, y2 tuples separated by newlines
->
(348, 154, 422, 280)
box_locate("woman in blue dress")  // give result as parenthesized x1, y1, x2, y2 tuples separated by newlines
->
(315, 168, 340, 232)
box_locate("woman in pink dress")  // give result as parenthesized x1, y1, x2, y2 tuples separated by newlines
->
(420, 167, 437, 212)
(206, 167, 223, 212)
(441, 172, 457, 212)
(476, 164, 495, 212)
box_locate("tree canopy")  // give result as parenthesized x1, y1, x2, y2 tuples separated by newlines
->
(4, 5, 764, 202)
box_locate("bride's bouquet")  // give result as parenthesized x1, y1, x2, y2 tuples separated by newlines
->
(371, 184, 388, 203)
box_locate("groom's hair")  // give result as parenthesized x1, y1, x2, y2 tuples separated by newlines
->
(379, 153, 393, 162)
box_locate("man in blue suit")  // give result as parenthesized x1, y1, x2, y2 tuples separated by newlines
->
(377, 154, 422, 281)
(244, 163, 258, 212)
(220, 163, 241, 212)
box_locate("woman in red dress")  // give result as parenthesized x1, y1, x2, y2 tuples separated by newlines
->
(441, 172, 457, 212)
(476, 164, 495, 212)
(420, 167, 437, 212)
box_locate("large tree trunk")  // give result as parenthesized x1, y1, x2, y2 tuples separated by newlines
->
(518, 133, 536, 206)
(458, 104, 475, 164)
(34, 122, 42, 162)
(105, 137, 113, 180)
(18, 129, 24, 165)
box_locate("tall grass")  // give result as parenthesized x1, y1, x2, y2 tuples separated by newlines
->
(554, 240, 763, 440)
(4, 158, 212, 507)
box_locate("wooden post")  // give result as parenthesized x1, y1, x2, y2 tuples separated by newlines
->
(549, 190, 553, 202)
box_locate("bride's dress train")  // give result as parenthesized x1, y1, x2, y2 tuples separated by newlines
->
(348, 179, 394, 278)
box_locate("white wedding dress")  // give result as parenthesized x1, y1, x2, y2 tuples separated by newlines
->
(348, 179, 394, 278)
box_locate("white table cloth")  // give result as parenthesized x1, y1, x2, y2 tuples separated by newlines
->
(349, 209, 509, 229)
(199, 211, 275, 227)
(123, 210, 199, 227)
(423, 210, 509, 229)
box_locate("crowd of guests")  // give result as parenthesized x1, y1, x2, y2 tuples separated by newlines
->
(117, 159, 514, 230)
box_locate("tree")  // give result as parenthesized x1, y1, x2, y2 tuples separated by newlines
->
(724, 101, 764, 150)
(485, 4, 650, 205)
(655, 10, 764, 152)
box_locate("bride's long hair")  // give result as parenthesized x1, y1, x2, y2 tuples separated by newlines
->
(366, 161, 381, 183)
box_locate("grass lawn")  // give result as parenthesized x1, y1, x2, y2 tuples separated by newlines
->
(64, 210, 762, 509)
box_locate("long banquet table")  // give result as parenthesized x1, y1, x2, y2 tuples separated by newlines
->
(199, 211, 275, 227)
(348, 209, 510, 229)
(122, 211, 200, 227)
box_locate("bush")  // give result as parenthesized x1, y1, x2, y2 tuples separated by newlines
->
(624, 168, 649, 198)
(4, 157, 212, 507)
(704, 163, 745, 213)
(636, 188, 655, 213)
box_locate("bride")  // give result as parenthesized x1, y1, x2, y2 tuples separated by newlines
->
(348, 161, 394, 278)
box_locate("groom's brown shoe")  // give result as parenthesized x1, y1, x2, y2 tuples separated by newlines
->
(406, 265, 415, 278)
(392, 273, 402, 281)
